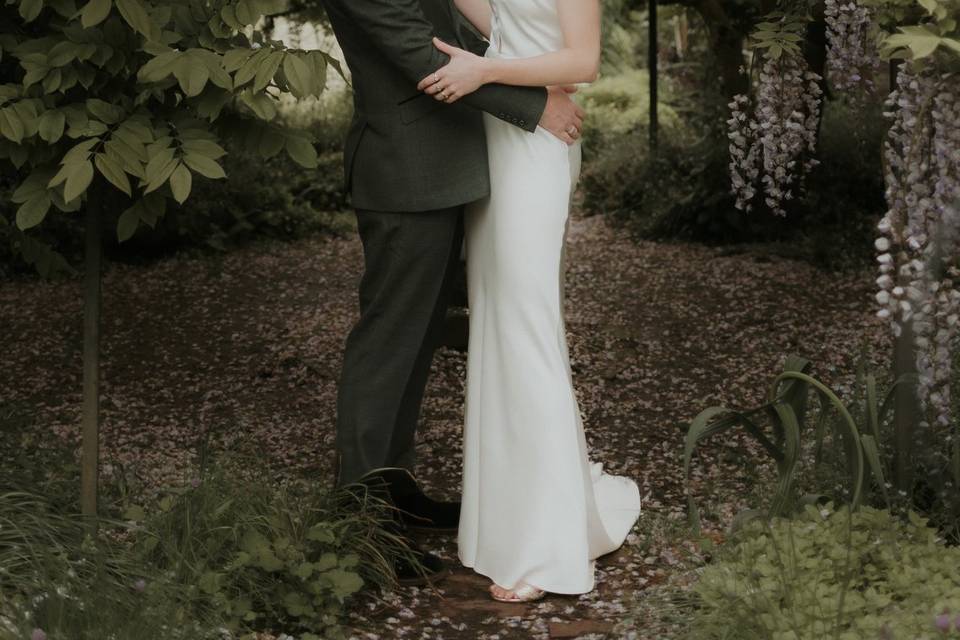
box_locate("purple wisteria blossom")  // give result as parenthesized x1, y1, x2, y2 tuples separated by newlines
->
(876, 65, 960, 432)
(727, 55, 823, 216)
(824, 0, 882, 95)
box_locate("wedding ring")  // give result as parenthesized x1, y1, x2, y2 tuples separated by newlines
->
(439, 91, 447, 100)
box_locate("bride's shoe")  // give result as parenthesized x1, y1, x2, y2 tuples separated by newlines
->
(488, 581, 546, 603)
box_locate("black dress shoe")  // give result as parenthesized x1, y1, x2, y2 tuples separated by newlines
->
(360, 467, 461, 533)
(394, 542, 451, 586)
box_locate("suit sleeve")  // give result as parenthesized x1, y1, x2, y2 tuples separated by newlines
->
(326, 0, 547, 133)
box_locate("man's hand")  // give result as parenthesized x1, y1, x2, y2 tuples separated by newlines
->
(538, 86, 585, 145)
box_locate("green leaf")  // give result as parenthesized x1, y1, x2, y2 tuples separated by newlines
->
(42, 68, 62, 93)
(308, 52, 328, 96)
(19, 0, 43, 22)
(80, 0, 112, 28)
(16, 193, 51, 230)
(182, 152, 226, 179)
(122, 504, 146, 521)
(942, 38, 960, 54)
(886, 26, 943, 58)
(174, 56, 210, 97)
(234, 48, 269, 87)
(285, 136, 317, 168)
(12, 171, 54, 203)
(104, 139, 146, 177)
(63, 160, 94, 201)
(181, 138, 226, 158)
(116, 203, 140, 241)
(47, 41, 79, 67)
(259, 128, 284, 158)
(235, 0, 256, 25)
(168, 162, 192, 203)
(62, 138, 100, 165)
(240, 90, 276, 120)
(253, 50, 283, 93)
(95, 152, 131, 196)
(138, 50, 181, 83)
(38, 110, 66, 143)
(143, 156, 178, 194)
(324, 569, 363, 599)
(0, 108, 25, 143)
(116, 0, 154, 38)
(143, 146, 175, 181)
(223, 48, 254, 72)
(86, 99, 121, 124)
(282, 53, 311, 98)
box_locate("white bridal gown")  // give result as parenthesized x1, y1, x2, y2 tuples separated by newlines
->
(457, 0, 643, 593)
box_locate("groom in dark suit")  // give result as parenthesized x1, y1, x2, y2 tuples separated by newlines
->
(323, 0, 585, 583)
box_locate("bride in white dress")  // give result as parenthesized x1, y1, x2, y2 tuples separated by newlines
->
(417, 0, 642, 602)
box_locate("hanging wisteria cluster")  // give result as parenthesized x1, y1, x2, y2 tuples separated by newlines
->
(728, 55, 824, 215)
(875, 65, 960, 430)
(824, 0, 883, 93)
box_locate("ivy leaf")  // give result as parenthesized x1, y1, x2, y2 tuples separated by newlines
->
(168, 161, 192, 203)
(80, 0, 112, 28)
(63, 160, 94, 202)
(285, 136, 317, 169)
(16, 193, 51, 230)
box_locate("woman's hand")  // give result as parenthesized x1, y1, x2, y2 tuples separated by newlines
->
(417, 37, 490, 103)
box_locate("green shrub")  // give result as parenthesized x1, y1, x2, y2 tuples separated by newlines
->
(0, 491, 213, 640)
(579, 70, 681, 152)
(580, 93, 887, 269)
(691, 504, 960, 640)
(0, 460, 414, 640)
(119, 140, 351, 258)
(129, 463, 413, 640)
(581, 123, 747, 239)
(1, 135, 352, 275)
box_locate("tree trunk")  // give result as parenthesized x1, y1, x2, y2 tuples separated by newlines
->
(81, 185, 102, 524)
(892, 299, 918, 495)
(649, 0, 659, 150)
(693, 0, 748, 99)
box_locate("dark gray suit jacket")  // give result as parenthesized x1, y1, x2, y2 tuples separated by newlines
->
(323, 0, 549, 212)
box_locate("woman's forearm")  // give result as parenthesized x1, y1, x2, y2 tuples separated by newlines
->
(481, 48, 600, 87)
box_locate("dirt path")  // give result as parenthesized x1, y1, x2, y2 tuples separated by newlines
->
(0, 212, 888, 639)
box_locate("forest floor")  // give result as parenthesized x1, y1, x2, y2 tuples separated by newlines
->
(0, 211, 889, 639)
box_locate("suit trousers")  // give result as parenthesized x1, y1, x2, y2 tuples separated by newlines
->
(334, 205, 465, 487)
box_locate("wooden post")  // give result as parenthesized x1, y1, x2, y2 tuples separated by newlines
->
(648, 0, 659, 151)
(81, 186, 101, 523)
